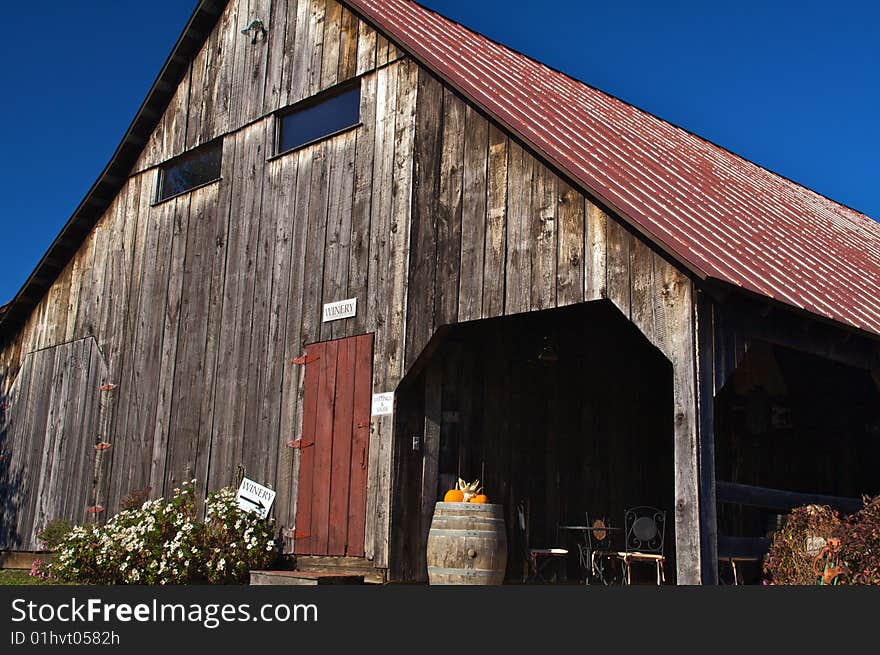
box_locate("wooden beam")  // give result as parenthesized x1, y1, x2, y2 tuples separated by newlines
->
(716, 481, 862, 514)
(418, 361, 442, 581)
(695, 291, 718, 584)
(717, 535, 770, 560)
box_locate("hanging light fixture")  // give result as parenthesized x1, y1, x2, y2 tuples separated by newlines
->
(537, 336, 559, 365)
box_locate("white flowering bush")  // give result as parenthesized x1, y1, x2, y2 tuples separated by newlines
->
(51, 482, 277, 585)
(203, 487, 276, 584)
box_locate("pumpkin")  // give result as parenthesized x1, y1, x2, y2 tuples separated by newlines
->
(444, 489, 465, 502)
(469, 494, 488, 504)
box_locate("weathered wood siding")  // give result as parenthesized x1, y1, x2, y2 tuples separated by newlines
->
(404, 71, 704, 583)
(0, 0, 724, 582)
(0, 338, 107, 550)
(0, 0, 411, 567)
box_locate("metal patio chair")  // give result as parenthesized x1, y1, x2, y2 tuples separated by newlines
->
(612, 506, 667, 585)
(517, 499, 569, 583)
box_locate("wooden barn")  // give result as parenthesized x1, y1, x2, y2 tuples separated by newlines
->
(1, 0, 879, 585)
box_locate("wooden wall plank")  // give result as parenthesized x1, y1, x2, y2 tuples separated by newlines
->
(458, 105, 489, 323)
(434, 88, 465, 329)
(483, 125, 508, 318)
(321, 132, 357, 342)
(307, 0, 327, 97)
(267, 0, 295, 113)
(504, 141, 532, 315)
(311, 339, 339, 554)
(629, 235, 657, 345)
(585, 202, 608, 302)
(347, 72, 378, 337)
(337, 7, 359, 81)
(261, 152, 298, 536)
(355, 18, 377, 75)
(320, 0, 342, 90)
(293, 341, 322, 554)
(404, 69, 442, 369)
(346, 333, 373, 556)
(606, 217, 632, 319)
(163, 182, 223, 498)
(556, 179, 585, 307)
(371, 58, 418, 568)
(242, 120, 281, 487)
(530, 164, 557, 311)
(328, 337, 355, 555)
(208, 123, 268, 492)
(149, 194, 191, 495)
(280, 147, 315, 549)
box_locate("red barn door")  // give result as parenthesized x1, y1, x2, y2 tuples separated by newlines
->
(294, 333, 373, 556)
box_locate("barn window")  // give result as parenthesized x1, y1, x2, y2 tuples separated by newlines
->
(277, 82, 361, 155)
(156, 140, 223, 202)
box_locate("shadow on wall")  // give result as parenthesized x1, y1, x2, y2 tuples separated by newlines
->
(0, 388, 24, 550)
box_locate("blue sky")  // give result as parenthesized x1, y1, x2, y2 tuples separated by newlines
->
(0, 1, 877, 305)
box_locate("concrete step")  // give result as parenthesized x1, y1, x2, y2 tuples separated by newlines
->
(249, 570, 364, 585)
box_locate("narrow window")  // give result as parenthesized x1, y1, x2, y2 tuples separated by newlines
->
(156, 140, 222, 202)
(277, 82, 361, 155)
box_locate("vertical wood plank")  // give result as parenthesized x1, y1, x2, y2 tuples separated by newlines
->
(404, 69, 442, 368)
(328, 337, 355, 555)
(695, 289, 718, 584)
(321, 132, 357, 342)
(458, 105, 489, 323)
(629, 235, 657, 344)
(556, 179, 585, 307)
(585, 201, 608, 301)
(483, 125, 508, 319)
(346, 333, 373, 556)
(320, 0, 342, 90)
(657, 258, 702, 584)
(530, 163, 557, 311)
(355, 19, 377, 76)
(435, 87, 465, 329)
(504, 141, 532, 315)
(419, 361, 442, 574)
(346, 72, 377, 337)
(293, 341, 322, 554)
(606, 217, 631, 318)
(311, 339, 338, 554)
(149, 194, 191, 494)
(337, 7, 359, 81)
(263, 0, 293, 115)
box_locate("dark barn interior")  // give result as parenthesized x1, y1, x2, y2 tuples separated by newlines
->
(392, 301, 676, 583)
(713, 341, 880, 583)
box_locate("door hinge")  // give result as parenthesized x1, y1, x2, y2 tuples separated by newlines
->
(286, 438, 315, 449)
(291, 354, 320, 365)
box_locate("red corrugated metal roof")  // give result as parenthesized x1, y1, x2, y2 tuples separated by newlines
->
(346, 0, 880, 337)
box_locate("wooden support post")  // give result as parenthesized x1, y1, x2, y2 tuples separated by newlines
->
(418, 362, 442, 581)
(695, 291, 718, 584)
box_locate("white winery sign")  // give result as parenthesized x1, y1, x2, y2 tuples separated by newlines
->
(236, 477, 276, 520)
(322, 298, 357, 323)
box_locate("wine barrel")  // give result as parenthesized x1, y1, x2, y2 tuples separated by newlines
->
(426, 502, 507, 584)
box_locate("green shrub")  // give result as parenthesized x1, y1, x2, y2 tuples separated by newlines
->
(51, 482, 277, 585)
(36, 519, 72, 551)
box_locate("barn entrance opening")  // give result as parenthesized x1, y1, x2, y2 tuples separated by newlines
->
(714, 341, 880, 584)
(391, 301, 675, 583)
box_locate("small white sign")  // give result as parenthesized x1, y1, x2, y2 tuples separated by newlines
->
(236, 477, 276, 520)
(371, 392, 394, 416)
(322, 298, 357, 323)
